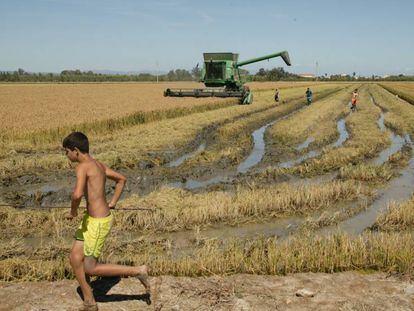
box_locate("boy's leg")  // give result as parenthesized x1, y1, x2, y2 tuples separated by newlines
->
(84, 257, 150, 292)
(82, 215, 150, 293)
(70, 240, 96, 305)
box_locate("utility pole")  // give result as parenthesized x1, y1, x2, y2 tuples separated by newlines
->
(156, 60, 159, 83)
(315, 61, 319, 80)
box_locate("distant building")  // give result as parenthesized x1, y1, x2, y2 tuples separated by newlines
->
(298, 73, 315, 78)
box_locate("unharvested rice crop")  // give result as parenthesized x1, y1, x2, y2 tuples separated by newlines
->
(0, 81, 325, 138)
(380, 82, 414, 104)
(0, 82, 230, 136)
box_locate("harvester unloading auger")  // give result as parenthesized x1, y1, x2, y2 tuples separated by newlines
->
(164, 51, 291, 105)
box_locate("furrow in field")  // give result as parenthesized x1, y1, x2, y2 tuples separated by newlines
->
(314, 85, 414, 235)
(167, 86, 345, 190)
(263, 86, 354, 164)
(171, 85, 345, 172)
(247, 86, 389, 181)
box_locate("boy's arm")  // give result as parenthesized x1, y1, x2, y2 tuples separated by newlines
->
(69, 164, 87, 218)
(103, 164, 127, 208)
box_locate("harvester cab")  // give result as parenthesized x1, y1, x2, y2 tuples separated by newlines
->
(164, 50, 291, 105)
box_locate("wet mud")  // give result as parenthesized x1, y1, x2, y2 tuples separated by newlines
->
(2, 86, 406, 241)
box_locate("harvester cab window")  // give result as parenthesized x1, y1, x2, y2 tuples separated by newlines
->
(205, 62, 225, 80)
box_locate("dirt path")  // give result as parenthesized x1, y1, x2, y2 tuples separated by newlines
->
(1, 272, 413, 310)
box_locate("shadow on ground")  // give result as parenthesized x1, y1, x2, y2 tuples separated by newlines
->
(76, 276, 151, 305)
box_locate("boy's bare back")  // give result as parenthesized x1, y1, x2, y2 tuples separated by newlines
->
(73, 155, 126, 218)
(75, 159, 109, 218)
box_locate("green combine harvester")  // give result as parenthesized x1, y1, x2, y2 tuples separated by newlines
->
(164, 51, 291, 104)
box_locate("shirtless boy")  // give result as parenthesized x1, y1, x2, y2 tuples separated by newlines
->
(351, 89, 358, 112)
(63, 132, 150, 311)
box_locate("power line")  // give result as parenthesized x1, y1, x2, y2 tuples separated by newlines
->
(0, 203, 157, 212)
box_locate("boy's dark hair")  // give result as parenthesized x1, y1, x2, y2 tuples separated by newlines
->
(63, 132, 89, 153)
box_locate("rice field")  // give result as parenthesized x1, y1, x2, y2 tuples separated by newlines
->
(379, 82, 414, 105)
(0, 81, 324, 139)
(0, 82, 223, 135)
(0, 82, 339, 178)
(2, 81, 414, 286)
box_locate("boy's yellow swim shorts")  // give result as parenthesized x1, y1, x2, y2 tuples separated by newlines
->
(75, 213, 113, 258)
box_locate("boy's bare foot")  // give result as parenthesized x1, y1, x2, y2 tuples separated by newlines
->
(78, 302, 98, 311)
(136, 265, 151, 305)
(136, 265, 151, 293)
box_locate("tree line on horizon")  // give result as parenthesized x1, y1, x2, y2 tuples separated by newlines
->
(0, 67, 413, 82)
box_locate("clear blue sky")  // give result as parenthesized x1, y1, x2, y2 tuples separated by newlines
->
(1, 0, 413, 76)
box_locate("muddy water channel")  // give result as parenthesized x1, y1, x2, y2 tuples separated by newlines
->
(165, 111, 414, 244)
(172, 115, 350, 190)
(170, 118, 280, 189)
(322, 143, 414, 236)
(296, 137, 315, 151)
(278, 118, 349, 168)
(369, 95, 407, 166)
(371, 115, 406, 166)
(237, 121, 276, 174)
(284, 110, 413, 237)
(322, 98, 414, 235)
(166, 142, 206, 168)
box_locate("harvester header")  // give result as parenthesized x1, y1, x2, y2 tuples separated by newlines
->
(164, 50, 291, 104)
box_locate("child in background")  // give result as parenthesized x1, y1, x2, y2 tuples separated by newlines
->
(274, 88, 280, 102)
(351, 89, 358, 112)
(306, 88, 313, 105)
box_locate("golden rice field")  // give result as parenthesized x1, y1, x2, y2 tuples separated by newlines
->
(379, 81, 414, 104)
(2, 81, 414, 292)
(380, 81, 414, 96)
(0, 81, 324, 138)
(0, 82, 340, 178)
(0, 82, 225, 136)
